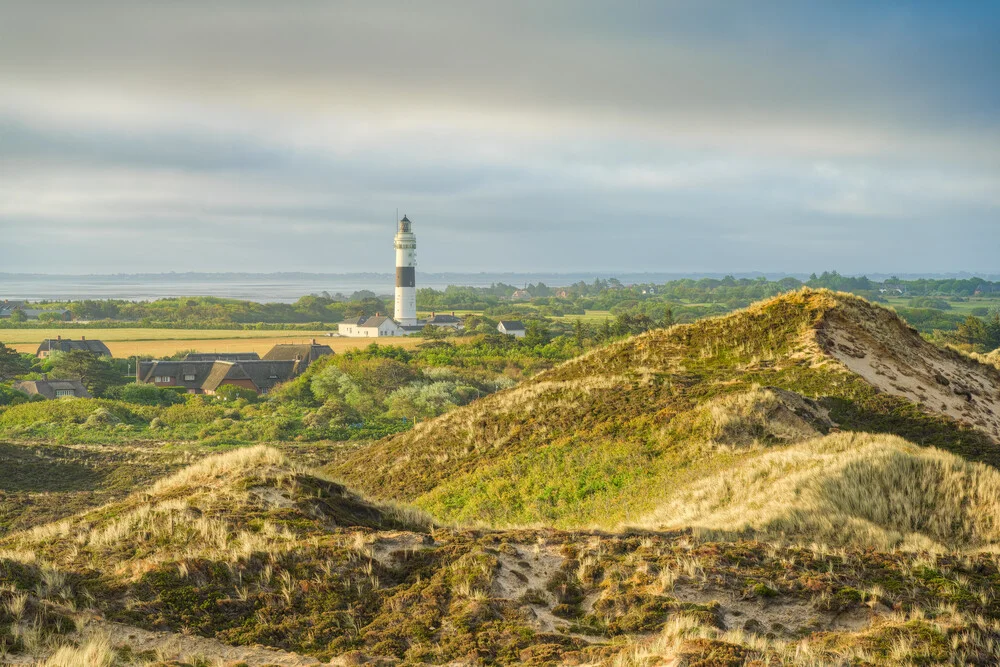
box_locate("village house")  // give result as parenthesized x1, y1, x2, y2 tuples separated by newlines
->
(136, 341, 333, 395)
(137, 359, 299, 395)
(509, 289, 531, 302)
(0, 300, 26, 317)
(261, 340, 335, 373)
(35, 336, 112, 358)
(0, 300, 71, 321)
(14, 378, 90, 399)
(497, 320, 527, 338)
(338, 314, 406, 337)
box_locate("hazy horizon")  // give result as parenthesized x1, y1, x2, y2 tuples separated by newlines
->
(1, 2, 997, 274)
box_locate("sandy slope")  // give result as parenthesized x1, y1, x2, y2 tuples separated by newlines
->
(817, 296, 1000, 441)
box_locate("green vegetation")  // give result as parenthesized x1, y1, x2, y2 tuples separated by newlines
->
(4, 288, 1000, 664)
(7, 447, 1000, 665)
(0, 336, 583, 445)
(330, 290, 1000, 529)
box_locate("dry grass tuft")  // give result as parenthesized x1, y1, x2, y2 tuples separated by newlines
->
(41, 635, 116, 667)
(641, 431, 1000, 550)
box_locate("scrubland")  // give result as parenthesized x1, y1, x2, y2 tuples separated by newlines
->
(2, 289, 1000, 664)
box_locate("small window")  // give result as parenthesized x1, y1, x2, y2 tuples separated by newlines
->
(184, 374, 196, 381)
(55, 389, 75, 398)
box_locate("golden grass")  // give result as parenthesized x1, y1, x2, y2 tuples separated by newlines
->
(9, 446, 430, 576)
(640, 431, 1000, 551)
(42, 635, 116, 667)
(974, 349, 1000, 371)
(611, 609, 1000, 666)
(1, 329, 422, 357)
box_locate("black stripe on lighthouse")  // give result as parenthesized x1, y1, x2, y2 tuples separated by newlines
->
(396, 266, 415, 287)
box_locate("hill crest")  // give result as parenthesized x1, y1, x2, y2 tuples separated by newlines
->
(329, 289, 1000, 528)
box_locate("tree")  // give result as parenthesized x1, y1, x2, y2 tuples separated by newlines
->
(49, 350, 122, 397)
(0, 343, 30, 380)
(421, 324, 448, 339)
(524, 321, 550, 347)
(8, 309, 27, 323)
(955, 316, 989, 349)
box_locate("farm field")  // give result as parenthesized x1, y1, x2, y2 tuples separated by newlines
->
(884, 295, 1000, 315)
(0, 328, 423, 357)
(548, 309, 613, 323)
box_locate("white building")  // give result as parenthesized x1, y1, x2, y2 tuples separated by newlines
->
(497, 320, 526, 338)
(338, 315, 405, 337)
(394, 215, 418, 326)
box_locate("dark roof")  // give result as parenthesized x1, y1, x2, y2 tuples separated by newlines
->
(360, 315, 394, 328)
(0, 300, 26, 313)
(139, 360, 217, 390)
(14, 379, 90, 399)
(36, 338, 112, 356)
(139, 359, 300, 393)
(1, 308, 71, 320)
(233, 360, 298, 393)
(426, 314, 462, 324)
(184, 352, 260, 361)
(262, 343, 333, 362)
(498, 320, 526, 331)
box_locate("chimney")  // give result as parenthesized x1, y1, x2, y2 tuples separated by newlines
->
(311, 338, 316, 345)
(451, 311, 455, 316)
(376, 312, 380, 317)
(431, 311, 435, 317)
(81, 335, 85, 341)
(57, 335, 61, 341)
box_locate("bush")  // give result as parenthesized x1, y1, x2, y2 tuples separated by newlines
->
(0, 384, 30, 407)
(214, 384, 259, 403)
(104, 383, 186, 406)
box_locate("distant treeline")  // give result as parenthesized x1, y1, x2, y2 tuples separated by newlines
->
(5, 273, 998, 335)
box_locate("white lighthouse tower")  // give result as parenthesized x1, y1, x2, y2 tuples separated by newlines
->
(393, 215, 417, 326)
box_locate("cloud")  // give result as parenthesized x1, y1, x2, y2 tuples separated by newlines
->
(0, 1, 997, 274)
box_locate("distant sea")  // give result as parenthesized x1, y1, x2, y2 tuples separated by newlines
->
(1, 272, 996, 304)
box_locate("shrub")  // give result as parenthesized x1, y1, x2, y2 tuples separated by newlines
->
(214, 385, 259, 403)
(104, 383, 186, 406)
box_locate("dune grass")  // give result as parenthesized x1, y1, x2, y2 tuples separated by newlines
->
(640, 431, 1000, 550)
(331, 289, 1000, 530)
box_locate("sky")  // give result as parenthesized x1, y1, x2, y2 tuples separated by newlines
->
(0, 1, 998, 275)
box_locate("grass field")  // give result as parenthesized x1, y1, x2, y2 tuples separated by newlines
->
(549, 310, 613, 323)
(884, 296, 1000, 315)
(0, 328, 423, 357)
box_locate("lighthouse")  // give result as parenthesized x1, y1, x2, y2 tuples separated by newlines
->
(394, 215, 417, 326)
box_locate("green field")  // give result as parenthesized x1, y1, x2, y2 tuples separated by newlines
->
(883, 295, 1000, 315)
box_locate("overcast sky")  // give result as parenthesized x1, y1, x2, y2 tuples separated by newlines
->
(0, 1, 997, 275)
